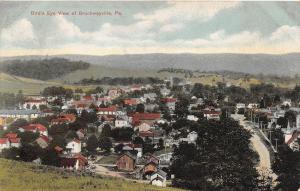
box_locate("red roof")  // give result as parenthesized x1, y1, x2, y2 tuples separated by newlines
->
(39, 135, 50, 143)
(10, 138, 20, 143)
(161, 98, 177, 103)
(5, 133, 18, 139)
(124, 143, 142, 149)
(60, 114, 76, 122)
(21, 124, 47, 132)
(51, 118, 69, 124)
(83, 95, 93, 101)
(203, 110, 221, 115)
(0, 138, 9, 144)
(97, 106, 117, 112)
(25, 99, 45, 103)
(54, 146, 63, 152)
(132, 112, 161, 125)
(123, 99, 138, 105)
(138, 131, 155, 137)
(286, 131, 299, 145)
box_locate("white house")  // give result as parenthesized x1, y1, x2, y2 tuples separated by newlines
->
(187, 115, 198, 121)
(187, 131, 198, 143)
(150, 170, 167, 187)
(0, 138, 10, 152)
(66, 139, 81, 153)
(0, 109, 40, 120)
(115, 119, 129, 128)
(122, 144, 143, 158)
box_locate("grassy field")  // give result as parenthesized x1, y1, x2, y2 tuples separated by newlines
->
(0, 158, 182, 191)
(0, 65, 298, 95)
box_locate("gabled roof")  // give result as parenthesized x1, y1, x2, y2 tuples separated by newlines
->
(38, 135, 50, 143)
(0, 138, 9, 144)
(286, 131, 299, 145)
(5, 133, 18, 139)
(21, 123, 47, 132)
(153, 169, 167, 178)
(118, 151, 137, 161)
(10, 138, 21, 143)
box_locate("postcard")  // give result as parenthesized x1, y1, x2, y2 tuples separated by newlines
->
(0, 1, 299, 191)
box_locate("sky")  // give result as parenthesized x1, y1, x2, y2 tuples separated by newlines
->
(0, 1, 300, 56)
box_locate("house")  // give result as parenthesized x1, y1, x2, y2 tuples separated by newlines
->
(187, 115, 198, 121)
(0, 109, 40, 120)
(146, 154, 160, 165)
(51, 114, 76, 125)
(0, 117, 6, 126)
(116, 152, 136, 171)
(115, 118, 129, 128)
(282, 99, 292, 107)
(160, 88, 170, 97)
(97, 106, 117, 116)
(131, 112, 161, 126)
(143, 93, 157, 102)
(19, 123, 48, 136)
(66, 139, 81, 153)
(285, 130, 299, 151)
(108, 88, 122, 99)
(135, 122, 151, 132)
(123, 98, 138, 106)
(144, 161, 158, 175)
(161, 97, 177, 111)
(36, 135, 50, 149)
(5, 133, 21, 148)
(0, 138, 10, 152)
(60, 153, 88, 170)
(187, 131, 198, 143)
(203, 108, 221, 120)
(23, 99, 47, 110)
(76, 129, 85, 139)
(150, 169, 167, 187)
(122, 144, 143, 158)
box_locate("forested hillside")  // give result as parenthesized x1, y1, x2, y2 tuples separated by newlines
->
(0, 58, 90, 80)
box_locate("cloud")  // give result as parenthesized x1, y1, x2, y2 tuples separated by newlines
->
(0, 18, 36, 47)
(134, 2, 240, 24)
(270, 25, 300, 42)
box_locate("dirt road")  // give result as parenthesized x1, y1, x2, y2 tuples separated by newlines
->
(232, 114, 277, 184)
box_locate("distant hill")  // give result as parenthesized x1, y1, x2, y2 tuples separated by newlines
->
(0, 58, 90, 80)
(1, 53, 299, 76)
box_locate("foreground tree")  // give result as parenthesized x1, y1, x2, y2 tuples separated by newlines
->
(170, 118, 259, 190)
(86, 135, 99, 153)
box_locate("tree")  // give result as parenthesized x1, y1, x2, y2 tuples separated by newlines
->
(101, 124, 111, 137)
(158, 138, 164, 150)
(136, 103, 145, 113)
(99, 136, 112, 153)
(41, 149, 60, 167)
(170, 119, 259, 190)
(86, 135, 99, 153)
(133, 136, 144, 145)
(1, 147, 20, 160)
(114, 143, 124, 154)
(272, 145, 300, 191)
(175, 96, 189, 118)
(18, 131, 39, 145)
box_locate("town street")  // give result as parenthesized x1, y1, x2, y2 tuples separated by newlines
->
(231, 114, 277, 184)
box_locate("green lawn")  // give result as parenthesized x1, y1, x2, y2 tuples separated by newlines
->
(0, 158, 182, 191)
(96, 154, 119, 164)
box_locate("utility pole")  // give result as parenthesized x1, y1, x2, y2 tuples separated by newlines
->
(274, 138, 278, 152)
(269, 130, 273, 143)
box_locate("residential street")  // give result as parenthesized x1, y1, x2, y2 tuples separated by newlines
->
(231, 114, 277, 184)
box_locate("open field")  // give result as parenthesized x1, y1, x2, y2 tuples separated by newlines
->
(0, 158, 182, 191)
(1, 64, 299, 95)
